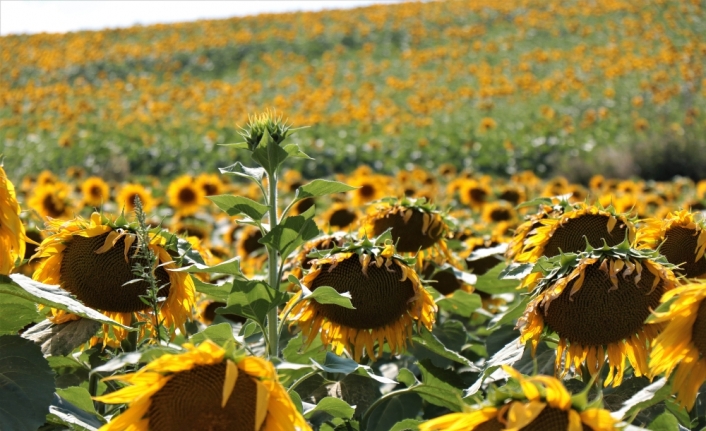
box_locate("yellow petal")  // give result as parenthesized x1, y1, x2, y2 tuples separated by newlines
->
(222, 359, 238, 408)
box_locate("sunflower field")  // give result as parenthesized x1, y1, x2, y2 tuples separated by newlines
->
(2, 1, 706, 431)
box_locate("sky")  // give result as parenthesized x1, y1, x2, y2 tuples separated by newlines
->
(0, 1, 404, 36)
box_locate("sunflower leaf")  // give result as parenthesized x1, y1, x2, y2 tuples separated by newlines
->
(0, 293, 40, 335)
(283, 143, 313, 160)
(414, 359, 465, 411)
(306, 286, 355, 309)
(303, 396, 355, 420)
(173, 255, 244, 277)
(367, 394, 423, 431)
(410, 326, 479, 370)
(190, 322, 236, 347)
(251, 129, 290, 175)
(47, 391, 105, 431)
(220, 279, 286, 327)
(294, 179, 357, 201)
(612, 377, 670, 420)
(436, 290, 481, 317)
(218, 162, 266, 182)
(3, 275, 134, 330)
(473, 263, 522, 294)
(208, 195, 269, 221)
(0, 336, 56, 431)
(21, 318, 100, 356)
(259, 206, 319, 258)
(499, 262, 535, 280)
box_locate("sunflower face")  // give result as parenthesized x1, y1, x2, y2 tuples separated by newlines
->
(117, 184, 154, 214)
(310, 255, 415, 329)
(368, 207, 445, 252)
(81, 176, 110, 208)
(0, 165, 25, 275)
(286, 242, 436, 362)
(168, 175, 206, 216)
(59, 232, 171, 312)
(148, 362, 260, 431)
(29, 182, 72, 219)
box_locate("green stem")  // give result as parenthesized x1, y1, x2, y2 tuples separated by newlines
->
(267, 171, 280, 358)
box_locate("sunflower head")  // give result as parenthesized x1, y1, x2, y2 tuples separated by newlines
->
(117, 183, 155, 214)
(636, 209, 706, 278)
(0, 162, 25, 275)
(94, 340, 310, 431)
(649, 281, 706, 410)
(168, 175, 206, 217)
(195, 173, 225, 197)
(420, 366, 619, 431)
(319, 202, 361, 232)
(514, 202, 636, 265)
(517, 240, 678, 387)
(285, 234, 436, 362)
(32, 212, 195, 343)
(359, 197, 455, 266)
(28, 182, 72, 220)
(81, 176, 110, 208)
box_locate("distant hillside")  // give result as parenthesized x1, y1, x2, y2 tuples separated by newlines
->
(1, 0, 704, 182)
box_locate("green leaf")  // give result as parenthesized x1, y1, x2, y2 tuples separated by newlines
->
(473, 263, 521, 294)
(219, 162, 266, 182)
(307, 286, 355, 309)
(312, 352, 359, 374)
(220, 278, 285, 327)
(389, 419, 423, 431)
(0, 293, 40, 335)
(487, 295, 530, 330)
(282, 332, 327, 365)
(208, 195, 269, 221)
(283, 143, 313, 160)
(499, 262, 535, 280)
(251, 129, 289, 174)
(647, 412, 679, 431)
(304, 397, 355, 420)
(613, 378, 671, 420)
(295, 179, 356, 201)
(220, 142, 250, 150)
(3, 274, 134, 330)
(397, 369, 418, 387)
(55, 387, 97, 416)
(190, 322, 235, 347)
(48, 392, 105, 431)
(259, 206, 319, 258)
(410, 326, 478, 370)
(436, 290, 481, 317)
(367, 394, 422, 431)
(0, 335, 55, 431)
(413, 359, 464, 411)
(192, 278, 231, 302)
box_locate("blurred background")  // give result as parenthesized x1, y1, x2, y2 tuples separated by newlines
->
(2, 0, 705, 183)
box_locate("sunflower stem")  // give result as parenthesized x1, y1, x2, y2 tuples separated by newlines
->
(267, 170, 280, 358)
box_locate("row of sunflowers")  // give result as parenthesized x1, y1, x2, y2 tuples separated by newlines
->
(2, 0, 705, 180)
(2, 115, 706, 430)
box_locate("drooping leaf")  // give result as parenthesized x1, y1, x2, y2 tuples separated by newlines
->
(366, 394, 423, 431)
(22, 318, 100, 356)
(436, 290, 481, 317)
(499, 262, 535, 280)
(307, 286, 355, 309)
(192, 278, 231, 302)
(473, 263, 521, 294)
(3, 274, 133, 330)
(410, 326, 479, 370)
(413, 359, 464, 411)
(190, 322, 236, 347)
(612, 378, 670, 420)
(0, 336, 55, 431)
(0, 293, 40, 335)
(218, 162, 266, 182)
(47, 391, 105, 431)
(208, 195, 269, 221)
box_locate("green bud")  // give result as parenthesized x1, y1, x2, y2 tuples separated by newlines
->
(238, 110, 292, 151)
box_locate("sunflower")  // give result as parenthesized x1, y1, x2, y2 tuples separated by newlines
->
(284, 239, 436, 362)
(481, 201, 517, 225)
(514, 203, 636, 265)
(195, 173, 225, 197)
(346, 171, 390, 207)
(94, 340, 310, 431)
(81, 176, 110, 208)
(168, 175, 206, 217)
(28, 182, 72, 220)
(359, 197, 455, 268)
(117, 183, 155, 214)
(459, 179, 491, 210)
(32, 212, 195, 343)
(517, 243, 677, 387)
(419, 366, 619, 431)
(319, 202, 361, 232)
(0, 163, 25, 275)
(636, 210, 706, 279)
(649, 282, 706, 410)
(237, 226, 267, 276)
(421, 261, 473, 296)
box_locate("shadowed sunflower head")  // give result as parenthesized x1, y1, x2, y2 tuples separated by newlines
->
(459, 179, 491, 210)
(636, 210, 706, 279)
(117, 183, 155, 215)
(32, 212, 195, 343)
(168, 175, 206, 217)
(284, 236, 436, 362)
(513, 202, 636, 265)
(517, 240, 678, 387)
(359, 197, 455, 268)
(81, 176, 110, 208)
(318, 202, 362, 232)
(481, 201, 517, 225)
(28, 182, 73, 220)
(419, 366, 619, 431)
(0, 162, 25, 275)
(196, 173, 225, 198)
(649, 281, 706, 410)
(94, 340, 310, 431)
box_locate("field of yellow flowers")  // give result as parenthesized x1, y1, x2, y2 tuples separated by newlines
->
(2, 1, 706, 431)
(2, 0, 705, 181)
